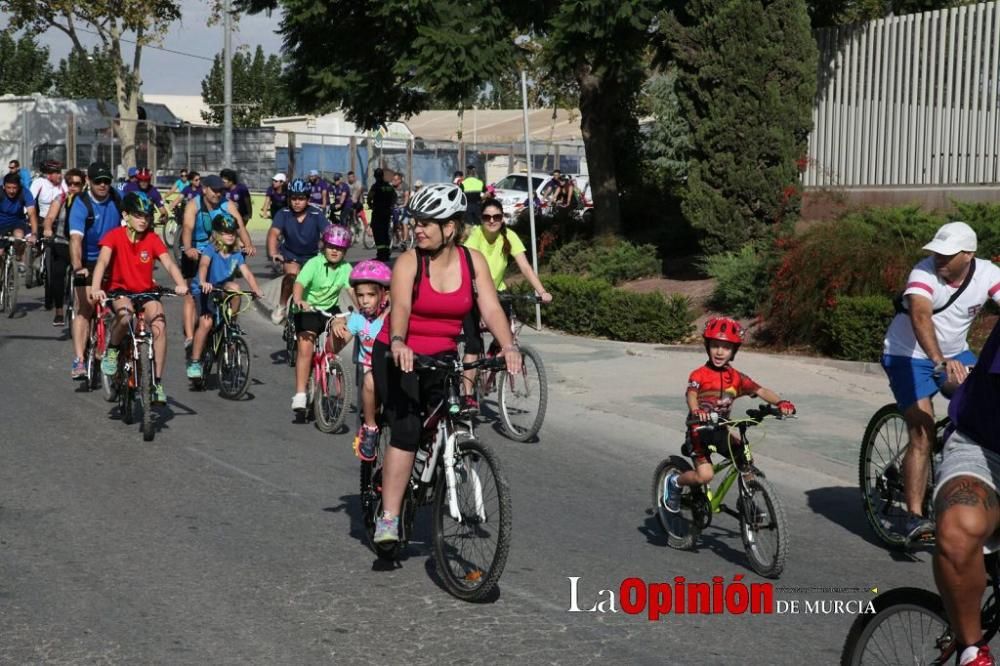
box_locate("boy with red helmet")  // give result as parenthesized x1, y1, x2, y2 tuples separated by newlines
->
(662, 317, 796, 513)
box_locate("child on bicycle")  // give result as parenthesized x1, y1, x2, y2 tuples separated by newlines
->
(187, 213, 264, 381)
(90, 192, 188, 404)
(662, 317, 796, 513)
(331, 259, 392, 461)
(289, 225, 356, 414)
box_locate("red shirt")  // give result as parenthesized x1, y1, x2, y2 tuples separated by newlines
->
(99, 226, 167, 293)
(686, 363, 761, 417)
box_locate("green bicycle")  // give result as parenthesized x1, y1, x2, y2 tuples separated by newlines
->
(190, 289, 255, 400)
(652, 404, 795, 578)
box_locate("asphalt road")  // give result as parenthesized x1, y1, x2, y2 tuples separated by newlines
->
(0, 253, 956, 665)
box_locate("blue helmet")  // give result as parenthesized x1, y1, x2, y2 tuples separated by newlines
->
(288, 178, 309, 195)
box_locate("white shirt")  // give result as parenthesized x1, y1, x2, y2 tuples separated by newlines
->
(30, 177, 67, 219)
(884, 256, 1000, 359)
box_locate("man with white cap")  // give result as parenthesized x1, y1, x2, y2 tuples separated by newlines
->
(306, 169, 329, 211)
(262, 173, 288, 219)
(882, 220, 1000, 542)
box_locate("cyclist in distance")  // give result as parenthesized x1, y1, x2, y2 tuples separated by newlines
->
(366, 168, 396, 262)
(164, 168, 189, 199)
(662, 317, 796, 513)
(882, 221, 1000, 541)
(346, 171, 366, 228)
(221, 169, 253, 228)
(31, 160, 68, 325)
(0, 172, 38, 265)
(306, 169, 329, 211)
(41, 167, 85, 327)
(460, 165, 484, 227)
(262, 173, 287, 219)
(266, 178, 329, 325)
(330, 173, 351, 225)
(90, 192, 188, 404)
(122, 168, 171, 226)
(390, 171, 411, 249)
(369, 183, 522, 544)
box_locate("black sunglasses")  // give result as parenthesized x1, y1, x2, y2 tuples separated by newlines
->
(481, 213, 504, 223)
(67, 180, 83, 187)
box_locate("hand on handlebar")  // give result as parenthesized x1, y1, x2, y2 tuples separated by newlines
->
(500, 346, 522, 376)
(184, 248, 200, 261)
(90, 288, 107, 304)
(202, 282, 214, 294)
(692, 408, 710, 423)
(776, 400, 796, 416)
(173, 283, 189, 296)
(391, 339, 414, 373)
(943, 359, 970, 386)
(293, 298, 310, 312)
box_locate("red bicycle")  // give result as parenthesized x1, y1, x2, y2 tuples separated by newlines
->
(290, 308, 353, 433)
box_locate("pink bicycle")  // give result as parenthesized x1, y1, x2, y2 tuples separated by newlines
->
(292, 308, 353, 433)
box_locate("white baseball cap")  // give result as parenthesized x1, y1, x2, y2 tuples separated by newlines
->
(308, 169, 319, 177)
(923, 221, 977, 255)
(272, 172, 286, 182)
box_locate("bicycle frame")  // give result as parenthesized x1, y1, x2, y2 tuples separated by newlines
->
(208, 290, 252, 356)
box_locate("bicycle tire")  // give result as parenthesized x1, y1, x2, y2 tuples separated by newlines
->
(362, 224, 375, 250)
(171, 224, 183, 263)
(432, 436, 512, 601)
(138, 342, 155, 442)
(361, 425, 399, 560)
(63, 266, 74, 332)
(284, 318, 297, 367)
(840, 587, 950, 666)
(739, 475, 789, 578)
(0, 259, 8, 313)
(652, 456, 703, 550)
(313, 356, 352, 433)
(120, 362, 135, 426)
(24, 243, 36, 289)
(164, 218, 178, 248)
(497, 344, 548, 442)
(6, 254, 19, 318)
(217, 335, 251, 400)
(859, 403, 914, 550)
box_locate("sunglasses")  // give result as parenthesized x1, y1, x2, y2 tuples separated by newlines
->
(92, 178, 112, 185)
(67, 180, 83, 187)
(481, 213, 504, 223)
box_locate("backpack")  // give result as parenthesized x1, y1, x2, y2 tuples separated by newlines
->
(412, 245, 477, 304)
(68, 188, 123, 233)
(893, 259, 976, 316)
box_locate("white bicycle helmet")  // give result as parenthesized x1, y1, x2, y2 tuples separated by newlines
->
(407, 183, 466, 220)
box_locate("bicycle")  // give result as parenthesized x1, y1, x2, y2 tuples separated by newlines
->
(359, 353, 512, 601)
(190, 289, 256, 400)
(0, 234, 27, 317)
(102, 288, 177, 442)
(287, 307, 352, 433)
(462, 293, 548, 442)
(840, 550, 1000, 665)
(652, 404, 795, 578)
(347, 206, 375, 249)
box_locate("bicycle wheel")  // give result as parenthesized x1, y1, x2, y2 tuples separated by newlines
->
(0, 259, 8, 313)
(432, 437, 512, 601)
(217, 335, 251, 400)
(497, 344, 548, 442)
(138, 342, 155, 442)
(362, 223, 375, 249)
(738, 475, 789, 578)
(313, 356, 352, 433)
(120, 360, 135, 426)
(361, 425, 398, 560)
(840, 587, 949, 666)
(860, 404, 912, 549)
(6, 254, 19, 318)
(63, 266, 74, 332)
(164, 218, 178, 248)
(283, 318, 297, 367)
(652, 456, 703, 550)
(171, 224, 183, 263)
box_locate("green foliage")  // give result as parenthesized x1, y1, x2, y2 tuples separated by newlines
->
(511, 274, 695, 344)
(822, 295, 895, 361)
(54, 47, 116, 100)
(0, 32, 54, 95)
(807, 0, 962, 28)
(546, 238, 660, 285)
(663, 0, 818, 255)
(641, 70, 689, 185)
(953, 201, 1000, 260)
(702, 244, 770, 318)
(201, 46, 295, 127)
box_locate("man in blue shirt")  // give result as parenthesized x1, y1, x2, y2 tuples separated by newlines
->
(330, 172, 351, 225)
(0, 172, 39, 273)
(266, 178, 329, 324)
(68, 162, 122, 379)
(7, 159, 33, 192)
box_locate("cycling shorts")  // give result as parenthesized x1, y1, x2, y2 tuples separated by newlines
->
(278, 246, 316, 266)
(0, 221, 28, 235)
(460, 300, 513, 356)
(292, 306, 341, 337)
(882, 350, 977, 411)
(72, 261, 100, 288)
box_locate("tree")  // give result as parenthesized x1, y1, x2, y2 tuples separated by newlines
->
(0, 32, 54, 95)
(1, 0, 182, 168)
(200, 45, 295, 127)
(806, 0, 963, 27)
(640, 70, 689, 186)
(53, 46, 116, 100)
(662, 0, 818, 255)
(236, 0, 656, 236)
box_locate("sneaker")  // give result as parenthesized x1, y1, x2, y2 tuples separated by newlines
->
(291, 392, 307, 412)
(101, 347, 119, 376)
(461, 395, 479, 415)
(271, 305, 286, 326)
(71, 357, 86, 379)
(373, 515, 400, 544)
(186, 361, 203, 379)
(16, 262, 25, 274)
(662, 472, 681, 513)
(905, 513, 935, 542)
(355, 424, 380, 462)
(152, 383, 167, 405)
(961, 646, 996, 666)
(52, 313, 65, 327)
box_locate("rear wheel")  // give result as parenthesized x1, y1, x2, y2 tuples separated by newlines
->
(859, 404, 912, 550)
(217, 335, 251, 400)
(652, 456, 704, 550)
(164, 218, 178, 248)
(497, 344, 548, 442)
(119, 350, 135, 426)
(314, 356, 351, 433)
(0, 259, 8, 313)
(6, 253, 19, 317)
(138, 342, 155, 442)
(739, 476, 788, 578)
(283, 318, 297, 367)
(24, 243, 37, 288)
(361, 425, 398, 561)
(840, 588, 950, 666)
(171, 224, 183, 263)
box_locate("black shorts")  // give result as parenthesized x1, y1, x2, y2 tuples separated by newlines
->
(72, 261, 99, 287)
(181, 252, 200, 280)
(293, 307, 341, 336)
(371, 339, 455, 452)
(460, 300, 513, 356)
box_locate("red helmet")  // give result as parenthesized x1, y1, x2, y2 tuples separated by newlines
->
(136, 168, 152, 182)
(703, 317, 744, 345)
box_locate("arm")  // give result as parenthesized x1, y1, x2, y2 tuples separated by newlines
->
(292, 280, 308, 310)
(906, 294, 965, 378)
(266, 225, 282, 260)
(512, 252, 552, 302)
(158, 251, 189, 294)
(388, 250, 417, 372)
(239, 263, 264, 298)
(227, 200, 256, 256)
(182, 199, 198, 260)
(755, 386, 795, 416)
(26, 206, 39, 240)
(197, 253, 212, 292)
(42, 195, 62, 238)
(89, 245, 114, 302)
(70, 234, 85, 273)
(470, 250, 521, 375)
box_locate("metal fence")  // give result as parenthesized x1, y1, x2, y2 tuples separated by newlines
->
(807, 0, 1000, 187)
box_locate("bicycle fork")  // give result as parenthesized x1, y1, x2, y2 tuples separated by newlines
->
(440, 428, 487, 524)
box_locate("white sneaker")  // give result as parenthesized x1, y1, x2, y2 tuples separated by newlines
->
(270, 305, 286, 326)
(291, 392, 307, 412)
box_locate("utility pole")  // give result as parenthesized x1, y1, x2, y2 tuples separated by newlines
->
(520, 70, 541, 330)
(223, 0, 233, 167)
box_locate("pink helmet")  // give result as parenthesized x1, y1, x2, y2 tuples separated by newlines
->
(322, 224, 352, 249)
(349, 259, 392, 287)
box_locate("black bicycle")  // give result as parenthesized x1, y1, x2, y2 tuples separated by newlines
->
(0, 234, 27, 317)
(360, 354, 512, 601)
(190, 290, 255, 400)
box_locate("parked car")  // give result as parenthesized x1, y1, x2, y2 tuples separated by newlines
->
(490, 172, 551, 226)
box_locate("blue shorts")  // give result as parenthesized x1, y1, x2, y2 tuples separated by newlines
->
(882, 349, 977, 411)
(279, 246, 316, 265)
(0, 221, 28, 236)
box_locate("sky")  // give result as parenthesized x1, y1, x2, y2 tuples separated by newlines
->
(33, 1, 286, 95)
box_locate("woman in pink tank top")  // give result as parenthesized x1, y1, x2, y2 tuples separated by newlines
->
(370, 184, 522, 546)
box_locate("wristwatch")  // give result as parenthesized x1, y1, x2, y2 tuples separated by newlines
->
(391, 335, 405, 344)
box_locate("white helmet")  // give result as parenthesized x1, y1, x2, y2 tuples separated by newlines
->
(407, 183, 466, 220)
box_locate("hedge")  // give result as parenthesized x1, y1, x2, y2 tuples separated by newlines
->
(822, 295, 895, 361)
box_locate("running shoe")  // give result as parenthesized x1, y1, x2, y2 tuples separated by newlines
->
(373, 515, 400, 544)
(101, 347, 119, 376)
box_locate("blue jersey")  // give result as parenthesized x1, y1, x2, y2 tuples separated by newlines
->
(68, 191, 121, 261)
(347, 311, 386, 367)
(0, 186, 34, 229)
(190, 245, 246, 295)
(188, 195, 228, 251)
(270, 207, 328, 259)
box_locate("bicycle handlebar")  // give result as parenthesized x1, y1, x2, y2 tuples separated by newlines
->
(103, 287, 180, 305)
(410, 353, 508, 373)
(498, 293, 543, 304)
(686, 403, 797, 429)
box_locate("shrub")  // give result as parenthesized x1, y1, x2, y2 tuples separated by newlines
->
(822, 295, 894, 361)
(546, 238, 661, 285)
(702, 244, 770, 318)
(953, 202, 1000, 260)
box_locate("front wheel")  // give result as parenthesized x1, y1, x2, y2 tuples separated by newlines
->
(217, 335, 251, 400)
(859, 404, 913, 550)
(6, 255, 19, 318)
(171, 224, 183, 263)
(840, 587, 950, 666)
(498, 344, 548, 442)
(432, 437, 512, 601)
(283, 318, 297, 367)
(652, 456, 703, 550)
(164, 218, 178, 248)
(313, 356, 351, 433)
(138, 342, 155, 442)
(738, 475, 789, 578)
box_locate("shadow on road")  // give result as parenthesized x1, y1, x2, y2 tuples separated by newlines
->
(639, 508, 760, 574)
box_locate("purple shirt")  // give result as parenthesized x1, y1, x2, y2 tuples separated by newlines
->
(121, 181, 164, 207)
(307, 179, 328, 206)
(949, 321, 1000, 453)
(332, 182, 351, 208)
(181, 185, 202, 201)
(265, 186, 287, 211)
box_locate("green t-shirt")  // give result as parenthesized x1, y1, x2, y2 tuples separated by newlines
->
(295, 256, 352, 309)
(463, 225, 526, 291)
